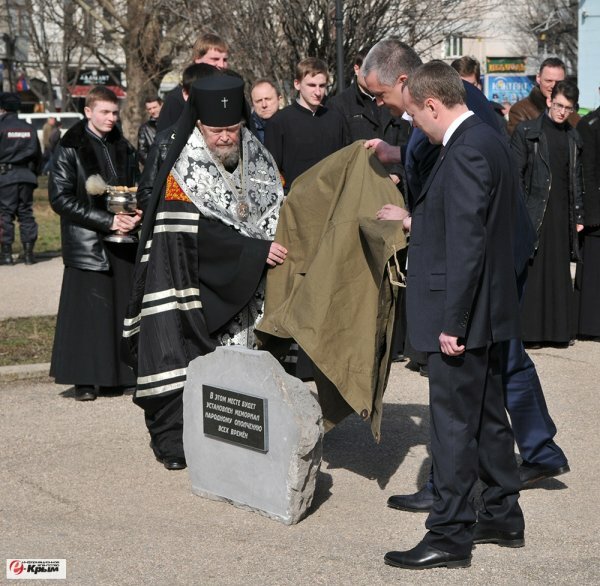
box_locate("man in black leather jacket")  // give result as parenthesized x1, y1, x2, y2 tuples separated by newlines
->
(136, 96, 162, 170)
(49, 86, 144, 401)
(510, 81, 584, 346)
(511, 84, 584, 261)
(328, 46, 409, 185)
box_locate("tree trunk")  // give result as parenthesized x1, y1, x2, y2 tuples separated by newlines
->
(120, 0, 143, 145)
(121, 0, 171, 146)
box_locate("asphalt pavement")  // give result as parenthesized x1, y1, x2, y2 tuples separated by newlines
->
(1, 256, 599, 584)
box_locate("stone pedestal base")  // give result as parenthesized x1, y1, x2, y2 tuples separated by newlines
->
(183, 346, 323, 525)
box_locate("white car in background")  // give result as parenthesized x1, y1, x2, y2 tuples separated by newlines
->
(17, 112, 84, 144)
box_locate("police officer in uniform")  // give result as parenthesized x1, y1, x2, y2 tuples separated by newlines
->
(0, 92, 41, 265)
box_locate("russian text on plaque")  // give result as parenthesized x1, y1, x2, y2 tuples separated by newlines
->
(202, 385, 268, 452)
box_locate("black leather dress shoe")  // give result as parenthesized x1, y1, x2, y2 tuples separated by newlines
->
(75, 385, 97, 401)
(384, 541, 471, 569)
(387, 486, 434, 512)
(405, 360, 421, 372)
(473, 524, 524, 548)
(161, 457, 187, 471)
(525, 343, 543, 349)
(148, 440, 186, 470)
(519, 462, 570, 487)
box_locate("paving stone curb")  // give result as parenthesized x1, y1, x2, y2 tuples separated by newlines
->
(0, 362, 51, 383)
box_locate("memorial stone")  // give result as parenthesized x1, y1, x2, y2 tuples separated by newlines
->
(183, 346, 323, 525)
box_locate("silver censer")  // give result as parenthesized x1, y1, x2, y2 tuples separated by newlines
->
(105, 188, 138, 244)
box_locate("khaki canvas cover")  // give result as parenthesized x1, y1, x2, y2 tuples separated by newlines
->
(256, 142, 407, 441)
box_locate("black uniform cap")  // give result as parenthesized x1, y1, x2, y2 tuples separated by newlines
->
(189, 76, 245, 127)
(0, 92, 21, 112)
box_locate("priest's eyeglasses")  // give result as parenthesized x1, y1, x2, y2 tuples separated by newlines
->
(550, 102, 575, 114)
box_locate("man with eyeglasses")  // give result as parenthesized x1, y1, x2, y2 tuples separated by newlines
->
(508, 57, 580, 135)
(511, 80, 584, 348)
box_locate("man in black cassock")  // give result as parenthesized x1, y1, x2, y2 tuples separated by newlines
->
(49, 86, 141, 401)
(576, 99, 600, 337)
(263, 57, 346, 378)
(264, 57, 346, 192)
(125, 76, 286, 470)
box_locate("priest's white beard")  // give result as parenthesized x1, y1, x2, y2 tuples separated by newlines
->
(210, 144, 240, 170)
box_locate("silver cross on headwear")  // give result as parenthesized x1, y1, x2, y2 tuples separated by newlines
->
(221, 97, 228, 109)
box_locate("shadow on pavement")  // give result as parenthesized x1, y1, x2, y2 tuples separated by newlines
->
(310, 471, 334, 514)
(522, 478, 569, 491)
(321, 403, 431, 490)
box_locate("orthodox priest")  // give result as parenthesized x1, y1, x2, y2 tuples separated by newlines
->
(124, 76, 286, 470)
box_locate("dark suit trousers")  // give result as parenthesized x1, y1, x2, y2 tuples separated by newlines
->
(424, 336, 567, 491)
(423, 270, 567, 491)
(424, 344, 524, 556)
(503, 269, 567, 468)
(502, 338, 567, 467)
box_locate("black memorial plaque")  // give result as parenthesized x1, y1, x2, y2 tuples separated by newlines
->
(202, 385, 268, 452)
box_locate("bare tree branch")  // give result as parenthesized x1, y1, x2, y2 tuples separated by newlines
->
(70, 0, 121, 37)
(508, 0, 577, 71)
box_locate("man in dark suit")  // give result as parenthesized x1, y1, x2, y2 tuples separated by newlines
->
(328, 45, 411, 362)
(363, 39, 568, 514)
(363, 41, 507, 377)
(383, 61, 525, 570)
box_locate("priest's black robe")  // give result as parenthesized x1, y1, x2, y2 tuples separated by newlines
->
(124, 191, 271, 459)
